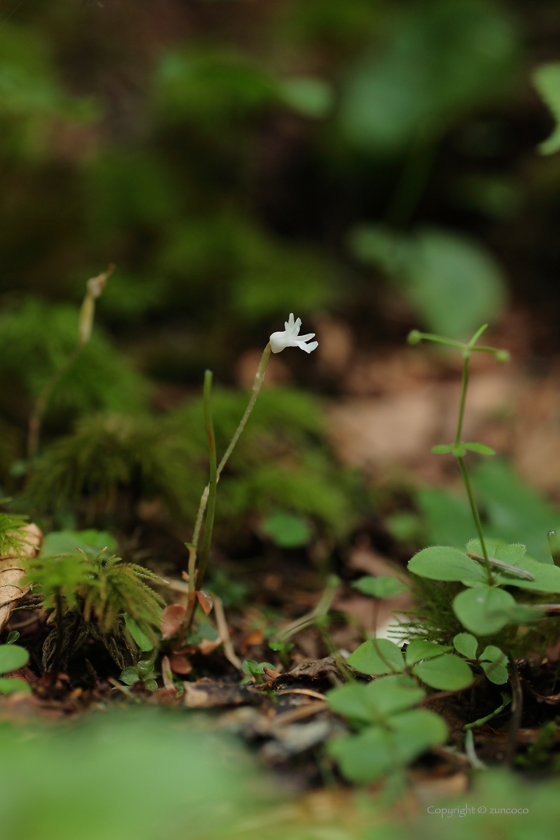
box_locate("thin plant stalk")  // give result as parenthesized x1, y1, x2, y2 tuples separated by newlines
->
(183, 372, 217, 635)
(453, 345, 493, 583)
(192, 342, 271, 549)
(27, 265, 113, 461)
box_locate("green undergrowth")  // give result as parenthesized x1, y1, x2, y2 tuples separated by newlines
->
(26, 388, 363, 540)
(0, 299, 148, 447)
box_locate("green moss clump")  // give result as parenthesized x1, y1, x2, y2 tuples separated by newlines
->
(0, 298, 149, 429)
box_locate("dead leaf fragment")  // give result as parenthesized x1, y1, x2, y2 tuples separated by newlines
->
(196, 589, 214, 616)
(168, 653, 192, 675)
(161, 604, 187, 639)
(0, 523, 43, 632)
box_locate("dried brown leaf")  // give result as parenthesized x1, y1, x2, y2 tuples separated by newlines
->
(196, 589, 214, 616)
(0, 523, 42, 632)
(160, 604, 187, 639)
(169, 653, 192, 675)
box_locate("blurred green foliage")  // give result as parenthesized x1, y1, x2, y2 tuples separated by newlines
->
(401, 460, 560, 563)
(27, 388, 362, 540)
(0, 710, 271, 840)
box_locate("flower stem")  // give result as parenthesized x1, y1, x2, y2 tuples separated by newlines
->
(458, 456, 493, 584)
(191, 342, 271, 550)
(196, 370, 217, 588)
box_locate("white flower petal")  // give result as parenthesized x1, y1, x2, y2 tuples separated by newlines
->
(269, 314, 318, 354)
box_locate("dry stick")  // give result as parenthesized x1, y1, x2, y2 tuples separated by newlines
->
(214, 595, 242, 671)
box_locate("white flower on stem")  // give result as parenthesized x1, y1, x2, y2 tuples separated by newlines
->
(269, 313, 318, 354)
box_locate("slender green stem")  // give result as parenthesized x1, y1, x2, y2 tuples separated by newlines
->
(182, 373, 217, 638)
(458, 456, 493, 584)
(455, 352, 470, 446)
(217, 343, 271, 476)
(196, 371, 217, 588)
(411, 333, 467, 350)
(467, 324, 488, 347)
(191, 343, 271, 550)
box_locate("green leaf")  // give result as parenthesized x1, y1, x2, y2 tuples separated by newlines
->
(431, 444, 456, 455)
(453, 633, 478, 659)
(0, 677, 32, 695)
(418, 489, 475, 549)
(347, 639, 405, 676)
(465, 539, 526, 562)
(463, 442, 496, 455)
(471, 460, 559, 563)
(125, 616, 154, 652)
(339, 0, 518, 153)
(412, 654, 474, 690)
(352, 575, 409, 599)
(327, 675, 425, 725)
(408, 545, 486, 584)
(479, 645, 508, 685)
(0, 644, 29, 675)
(351, 225, 507, 339)
(259, 512, 313, 548)
(493, 557, 560, 593)
(405, 640, 452, 667)
(119, 667, 140, 686)
(481, 661, 509, 685)
(453, 585, 516, 634)
(6, 631, 20, 644)
(328, 709, 447, 784)
(533, 63, 560, 154)
(479, 644, 505, 663)
(144, 680, 158, 693)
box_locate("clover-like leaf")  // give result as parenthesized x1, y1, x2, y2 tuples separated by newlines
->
(0, 677, 32, 695)
(412, 654, 474, 690)
(463, 442, 496, 455)
(327, 674, 425, 725)
(408, 546, 486, 584)
(405, 640, 451, 667)
(453, 585, 515, 635)
(328, 709, 447, 784)
(352, 575, 409, 599)
(0, 644, 29, 675)
(347, 639, 405, 676)
(453, 632, 478, 659)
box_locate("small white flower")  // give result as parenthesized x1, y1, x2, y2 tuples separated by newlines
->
(270, 313, 319, 354)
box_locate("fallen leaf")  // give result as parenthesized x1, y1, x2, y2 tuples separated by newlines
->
(240, 628, 264, 654)
(196, 589, 214, 616)
(168, 653, 192, 675)
(160, 604, 187, 639)
(197, 637, 222, 655)
(0, 523, 43, 633)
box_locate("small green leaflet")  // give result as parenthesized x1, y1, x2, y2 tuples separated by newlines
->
(453, 633, 478, 659)
(352, 575, 409, 599)
(432, 442, 495, 457)
(412, 654, 474, 691)
(453, 585, 516, 635)
(405, 640, 451, 667)
(533, 62, 560, 155)
(408, 546, 486, 584)
(347, 639, 405, 675)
